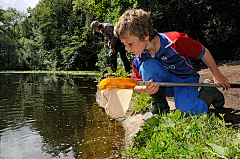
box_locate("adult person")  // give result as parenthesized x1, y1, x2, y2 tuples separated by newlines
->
(90, 21, 131, 73)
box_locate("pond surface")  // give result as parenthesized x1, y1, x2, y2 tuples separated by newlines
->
(0, 73, 125, 159)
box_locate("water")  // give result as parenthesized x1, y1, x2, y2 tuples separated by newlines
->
(0, 73, 125, 159)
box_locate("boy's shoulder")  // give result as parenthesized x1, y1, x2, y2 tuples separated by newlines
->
(162, 31, 186, 41)
(160, 31, 195, 47)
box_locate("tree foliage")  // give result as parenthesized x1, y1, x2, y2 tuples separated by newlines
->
(137, 0, 240, 59)
(0, 0, 239, 70)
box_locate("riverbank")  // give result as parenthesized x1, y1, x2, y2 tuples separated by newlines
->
(120, 99, 176, 148)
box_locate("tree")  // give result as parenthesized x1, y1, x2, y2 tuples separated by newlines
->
(1, 0, 239, 70)
(0, 8, 29, 69)
(136, 0, 240, 59)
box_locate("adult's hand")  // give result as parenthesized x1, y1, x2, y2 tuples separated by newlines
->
(104, 44, 109, 49)
(111, 48, 116, 54)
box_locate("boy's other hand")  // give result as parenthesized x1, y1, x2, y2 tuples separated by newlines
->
(214, 74, 231, 90)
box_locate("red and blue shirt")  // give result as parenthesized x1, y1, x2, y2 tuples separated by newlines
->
(132, 31, 205, 81)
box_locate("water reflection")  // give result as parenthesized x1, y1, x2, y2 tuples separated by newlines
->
(0, 73, 125, 158)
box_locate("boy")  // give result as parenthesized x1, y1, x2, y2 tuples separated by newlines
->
(90, 21, 131, 73)
(114, 9, 230, 119)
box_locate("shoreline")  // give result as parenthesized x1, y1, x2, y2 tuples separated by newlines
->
(95, 88, 176, 149)
(95, 88, 144, 147)
(120, 99, 176, 148)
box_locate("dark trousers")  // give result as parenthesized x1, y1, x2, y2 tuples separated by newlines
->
(109, 39, 131, 73)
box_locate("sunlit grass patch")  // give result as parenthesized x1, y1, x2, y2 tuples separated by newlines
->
(124, 110, 240, 158)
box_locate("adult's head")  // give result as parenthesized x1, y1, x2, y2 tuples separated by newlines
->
(90, 20, 102, 32)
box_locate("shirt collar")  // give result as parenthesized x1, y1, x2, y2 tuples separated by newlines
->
(158, 33, 173, 53)
(137, 33, 172, 59)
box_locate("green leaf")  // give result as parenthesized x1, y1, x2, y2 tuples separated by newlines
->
(236, 133, 240, 139)
(207, 143, 229, 158)
(162, 117, 175, 128)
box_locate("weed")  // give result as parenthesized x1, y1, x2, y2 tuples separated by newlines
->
(130, 91, 152, 114)
(115, 68, 130, 78)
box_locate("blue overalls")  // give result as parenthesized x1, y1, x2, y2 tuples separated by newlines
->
(139, 58, 208, 114)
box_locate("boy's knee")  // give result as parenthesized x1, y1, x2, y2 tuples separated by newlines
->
(139, 58, 168, 81)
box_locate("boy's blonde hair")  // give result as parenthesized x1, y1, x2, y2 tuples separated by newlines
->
(114, 9, 157, 41)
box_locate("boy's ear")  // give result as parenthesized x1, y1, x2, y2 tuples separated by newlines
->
(143, 32, 150, 41)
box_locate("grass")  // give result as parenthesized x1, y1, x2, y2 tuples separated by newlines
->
(124, 110, 240, 159)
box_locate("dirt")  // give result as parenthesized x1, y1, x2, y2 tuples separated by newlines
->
(122, 60, 240, 147)
(198, 60, 240, 129)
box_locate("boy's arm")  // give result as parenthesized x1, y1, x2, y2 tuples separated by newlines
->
(201, 48, 230, 90)
(134, 85, 146, 93)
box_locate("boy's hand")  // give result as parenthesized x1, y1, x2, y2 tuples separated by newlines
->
(143, 79, 159, 95)
(214, 74, 231, 90)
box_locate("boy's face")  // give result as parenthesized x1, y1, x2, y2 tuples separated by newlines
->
(120, 34, 149, 56)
